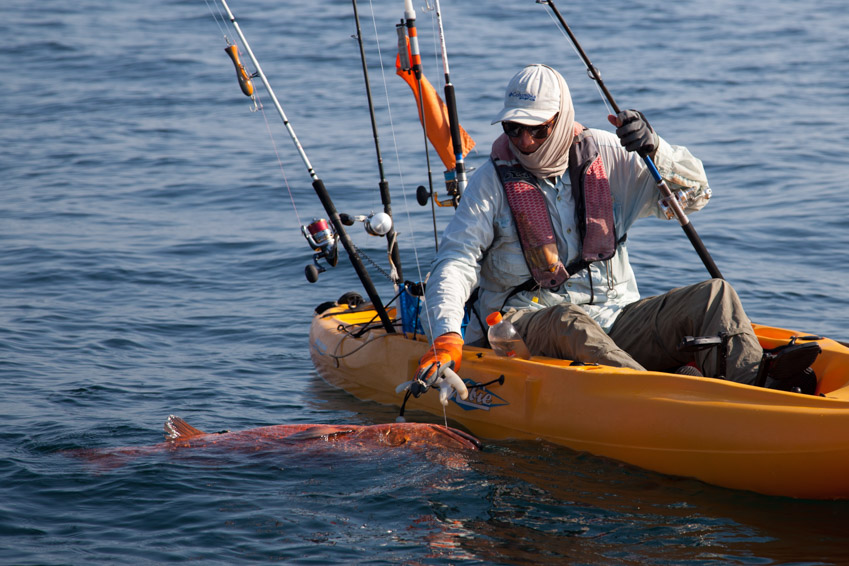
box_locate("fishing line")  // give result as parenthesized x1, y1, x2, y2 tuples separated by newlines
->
(423, 1, 442, 92)
(542, 6, 613, 116)
(203, 0, 305, 229)
(360, 0, 450, 376)
(203, 0, 231, 44)
(255, 96, 305, 229)
(365, 0, 466, 358)
(366, 0, 439, 300)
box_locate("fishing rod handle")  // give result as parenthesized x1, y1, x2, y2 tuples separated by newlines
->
(647, 157, 724, 279)
(312, 178, 397, 333)
(403, 0, 422, 79)
(683, 223, 724, 280)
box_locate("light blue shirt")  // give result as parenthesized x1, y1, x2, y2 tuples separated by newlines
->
(423, 128, 711, 345)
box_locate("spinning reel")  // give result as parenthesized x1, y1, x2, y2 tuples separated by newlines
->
(302, 218, 339, 283)
(301, 212, 393, 283)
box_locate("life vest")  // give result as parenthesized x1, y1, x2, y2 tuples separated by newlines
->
(491, 124, 618, 290)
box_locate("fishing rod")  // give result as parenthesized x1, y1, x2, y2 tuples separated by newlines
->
(218, 0, 396, 333)
(399, 0, 440, 249)
(351, 0, 403, 284)
(432, 0, 467, 199)
(539, 0, 724, 281)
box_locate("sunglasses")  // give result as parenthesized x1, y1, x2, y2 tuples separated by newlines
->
(501, 116, 557, 140)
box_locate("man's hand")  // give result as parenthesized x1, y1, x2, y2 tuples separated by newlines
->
(608, 109, 658, 158)
(413, 333, 464, 389)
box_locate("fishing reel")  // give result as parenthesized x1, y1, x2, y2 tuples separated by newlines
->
(658, 187, 712, 220)
(339, 211, 393, 237)
(416, 171, 462, 209)
(302, 212, 393, 283)
(302, 218, 339, 283)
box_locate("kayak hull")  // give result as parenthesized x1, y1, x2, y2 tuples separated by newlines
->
(310, 305, 849, 499)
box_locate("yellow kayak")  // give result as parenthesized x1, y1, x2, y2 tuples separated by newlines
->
(310, 303, 849, 500)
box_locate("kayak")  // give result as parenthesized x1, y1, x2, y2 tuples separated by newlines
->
(203, 0, 849, 501)
(310, 302, 849, 500)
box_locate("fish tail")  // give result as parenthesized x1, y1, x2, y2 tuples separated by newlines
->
(434, 425, 482, 450)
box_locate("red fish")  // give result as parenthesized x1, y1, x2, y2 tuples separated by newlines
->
(70, 415, 480, 469)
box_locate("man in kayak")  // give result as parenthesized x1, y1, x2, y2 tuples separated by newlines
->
(416, 64, 769, 385)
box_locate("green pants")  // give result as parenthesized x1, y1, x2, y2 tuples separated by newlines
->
(506, 279, 762, 384)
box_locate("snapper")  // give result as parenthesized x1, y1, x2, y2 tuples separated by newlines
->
(70, 415, 481, 469)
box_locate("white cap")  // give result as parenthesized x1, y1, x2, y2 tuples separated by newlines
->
(491, 65, 561, 125)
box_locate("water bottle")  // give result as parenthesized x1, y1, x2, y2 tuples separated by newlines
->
(486, 312, 531, 359)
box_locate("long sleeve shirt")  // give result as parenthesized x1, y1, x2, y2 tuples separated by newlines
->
(423, 128, 711, 345)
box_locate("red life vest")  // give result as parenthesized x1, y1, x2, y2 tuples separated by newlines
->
(490, 124, 618, 290)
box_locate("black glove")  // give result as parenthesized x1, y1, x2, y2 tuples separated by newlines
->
(612, 109, 657, 158)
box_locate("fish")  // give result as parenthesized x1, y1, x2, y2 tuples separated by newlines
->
(69, 415, 481, 469)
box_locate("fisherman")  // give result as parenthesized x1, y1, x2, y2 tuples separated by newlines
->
(415, 64, 808, 388)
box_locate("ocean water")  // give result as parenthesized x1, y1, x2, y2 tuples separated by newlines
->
(2, 0, 849, 564)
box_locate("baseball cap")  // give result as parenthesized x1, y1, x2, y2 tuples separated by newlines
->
(490, 64, 561, 125)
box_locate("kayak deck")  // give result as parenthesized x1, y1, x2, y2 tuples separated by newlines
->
(310, 304, 849, 499)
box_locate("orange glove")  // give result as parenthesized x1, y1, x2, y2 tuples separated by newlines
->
(414, 333, 464, 387)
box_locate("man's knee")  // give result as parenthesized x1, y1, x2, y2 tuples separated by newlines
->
(509, 303, 589, 329)
(690, 278, 730, 297)
(509, 303, 606, 345)
(685, 279, 744, 311)
(550, 302, 584, 317)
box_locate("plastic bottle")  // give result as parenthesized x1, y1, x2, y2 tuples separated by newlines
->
(486, 312, 531, 359)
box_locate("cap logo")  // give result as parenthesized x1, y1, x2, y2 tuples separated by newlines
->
(507, 90, 536, 102)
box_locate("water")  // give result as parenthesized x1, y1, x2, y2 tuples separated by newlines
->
(2, 0, 849, 563)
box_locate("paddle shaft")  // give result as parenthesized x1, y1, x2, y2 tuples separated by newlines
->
(542, 0, 724, 280)
(220, 0, 396, 333)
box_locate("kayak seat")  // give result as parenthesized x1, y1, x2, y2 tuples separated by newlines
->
(679, 334, 822, 394)
(755, 339, 822, 393)
(767, 367, 818, 395)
